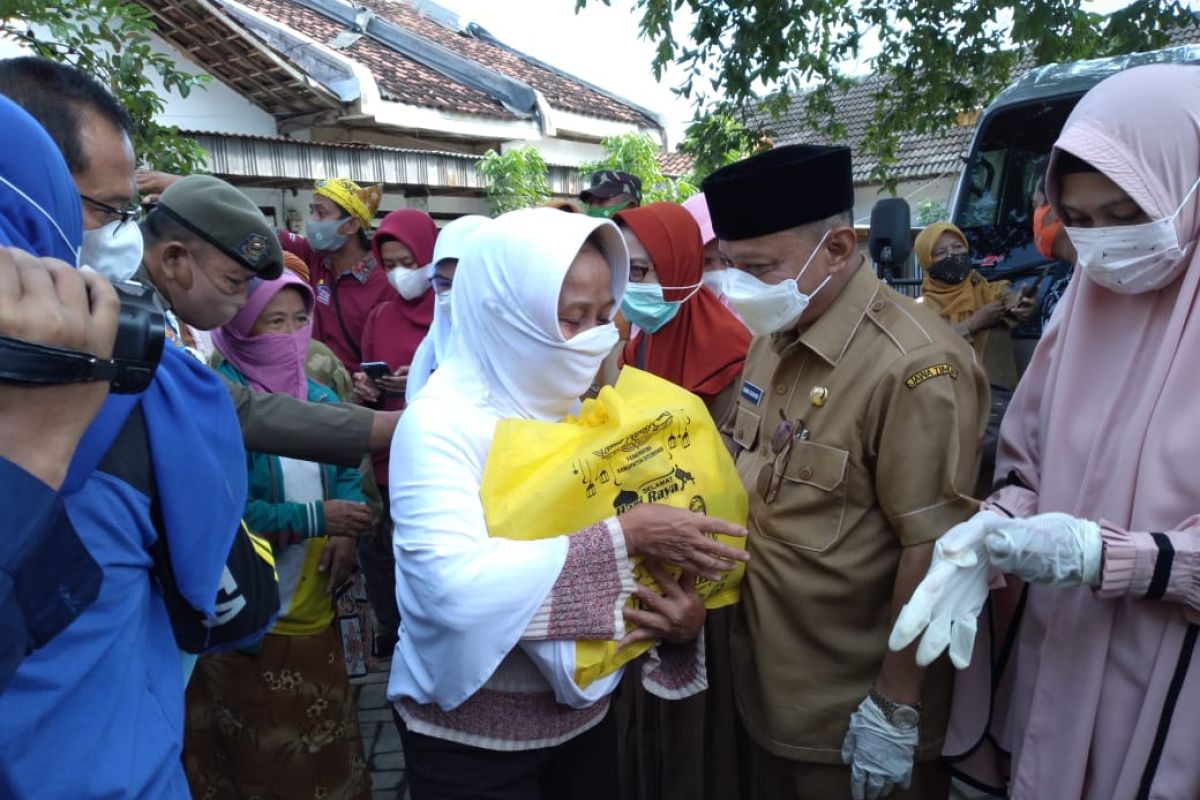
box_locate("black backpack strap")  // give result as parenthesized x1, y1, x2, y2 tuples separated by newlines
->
(328, 278, 363, 364)
(95, 403, 280, 654)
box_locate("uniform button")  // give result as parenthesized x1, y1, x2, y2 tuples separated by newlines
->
(871, 300, 885, 312)
(799, 466, 813, 480)
(775, 384, 787, 395)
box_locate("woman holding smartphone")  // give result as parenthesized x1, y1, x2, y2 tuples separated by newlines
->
(352, 208, 439, 657)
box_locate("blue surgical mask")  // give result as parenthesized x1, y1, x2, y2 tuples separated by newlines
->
(620, 281, 701, 333)
(306, 218, 350, 252)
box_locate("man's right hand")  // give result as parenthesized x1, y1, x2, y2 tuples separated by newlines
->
(323, 499, 374, 537)
(135, 169, 182, 205)
(618, 504, 748, 582)
(0, 249, 119, 489)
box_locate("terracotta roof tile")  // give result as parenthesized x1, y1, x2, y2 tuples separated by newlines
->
(757, 24, 1200, 183)
(237, 0, 657, 126)
(656, 150, 694, 177)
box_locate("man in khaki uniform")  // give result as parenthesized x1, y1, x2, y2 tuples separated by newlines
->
(703, 144, 988, 799)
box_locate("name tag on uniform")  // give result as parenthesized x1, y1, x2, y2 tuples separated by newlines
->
(741, 381, 764, 407)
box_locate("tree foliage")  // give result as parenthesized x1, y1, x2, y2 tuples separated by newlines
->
(577, 0, 1195, 187)
(579, 132, 696, 203)
(0, 0, 211, 175)
(477, 145, 551, 215)
(679, 106, 772, 184)
(915, 199, 951, 226)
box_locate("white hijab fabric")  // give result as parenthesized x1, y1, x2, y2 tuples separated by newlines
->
(405, 215, 492, 403)
(445, 207, 628, 420)
(388, 208, 629, 711)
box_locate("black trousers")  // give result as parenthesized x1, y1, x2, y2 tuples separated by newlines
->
(394, 707, 619, 800)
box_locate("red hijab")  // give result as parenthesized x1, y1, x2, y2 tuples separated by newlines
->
(363, 209, 440, 379)
(615, 202, 751, 405)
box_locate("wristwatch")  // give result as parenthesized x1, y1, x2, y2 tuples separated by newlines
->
(869, 686, 921, 731)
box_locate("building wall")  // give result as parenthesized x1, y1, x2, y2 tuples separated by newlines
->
(147, 34, 279, 137)
(501, 135, 609, 166)
(851, 175, 960, 226)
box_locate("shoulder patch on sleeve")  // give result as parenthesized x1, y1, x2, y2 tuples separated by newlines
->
(904, 363, 959, 389)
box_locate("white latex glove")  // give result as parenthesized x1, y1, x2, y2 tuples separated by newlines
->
(889, 511, 1003, 669)
(986, 512, 1102, 587)
(840, 696, 918, 800)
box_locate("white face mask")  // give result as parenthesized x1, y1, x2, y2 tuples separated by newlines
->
(1067, 175, 1200, 294)
(80, 219, 144, 282)
(388, 265, 431, 300)
(702, 269, 726, 296)
(722, 231, 832, 336)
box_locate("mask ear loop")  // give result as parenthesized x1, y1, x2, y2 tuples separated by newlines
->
(0, 175, 80, 265)
(1168, 172, 1200, 225)
(791, 229, 834, 297)
(653, 278, 706, 304)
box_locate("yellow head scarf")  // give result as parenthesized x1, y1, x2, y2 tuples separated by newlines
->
(314, 178, 383, 230)
(914, 221, 968, 271)
(917, 221, 1007, 320)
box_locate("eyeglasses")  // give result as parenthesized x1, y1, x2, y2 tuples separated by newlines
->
(756, 412, 810, 504)
(81, 194, 140, 229)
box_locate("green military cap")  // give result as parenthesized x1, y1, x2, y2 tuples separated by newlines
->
(154, 175, 283, 280)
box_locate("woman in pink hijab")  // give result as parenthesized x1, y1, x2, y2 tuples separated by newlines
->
(890, 64, 1200, 799)
(194, 272, 375, 798)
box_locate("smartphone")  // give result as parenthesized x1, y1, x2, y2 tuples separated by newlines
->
(360, 361, 390, 381)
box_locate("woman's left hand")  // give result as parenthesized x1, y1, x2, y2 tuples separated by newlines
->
(619, 561, 706, 649)
(319, 536, 357, 594)
(376, 366, 410, 396)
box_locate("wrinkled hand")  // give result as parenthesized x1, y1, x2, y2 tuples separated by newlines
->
(967, 300, 1006, 333)
(619, 561, 705, 650)
(841, 697, 918, 800)
(352, 371, 381, 404)
(376, 366, 409, 396)
(986, 512, 1102, 587)
(135, 169, 182, 205)
(324, 499, 373, 538)
(0, 251, 120, 488)
(889, 511, 1003, 669)
(318, 536, 357, 593)
(619, 504, 748, 582)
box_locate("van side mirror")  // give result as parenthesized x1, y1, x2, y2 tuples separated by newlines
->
(869, 198, 912, 281)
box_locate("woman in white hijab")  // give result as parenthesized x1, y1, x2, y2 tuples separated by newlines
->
(387, 208, 748, 799)
(405, 214, 491, 403)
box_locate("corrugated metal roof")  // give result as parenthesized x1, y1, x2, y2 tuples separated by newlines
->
(189, 130, 583, 194)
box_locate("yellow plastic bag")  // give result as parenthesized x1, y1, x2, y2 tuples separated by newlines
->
(481, 367, 748, 688)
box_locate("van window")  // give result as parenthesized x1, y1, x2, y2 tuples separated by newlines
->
(954, 98, 1078, 271)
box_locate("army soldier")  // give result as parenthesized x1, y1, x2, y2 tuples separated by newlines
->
(704, 145, 988, 799)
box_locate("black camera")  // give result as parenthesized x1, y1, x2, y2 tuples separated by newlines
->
(0, 279, 166, 394)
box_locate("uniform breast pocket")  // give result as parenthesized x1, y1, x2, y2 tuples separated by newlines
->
(755, 441, 850, 553)
(732, 405, 762, 453)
